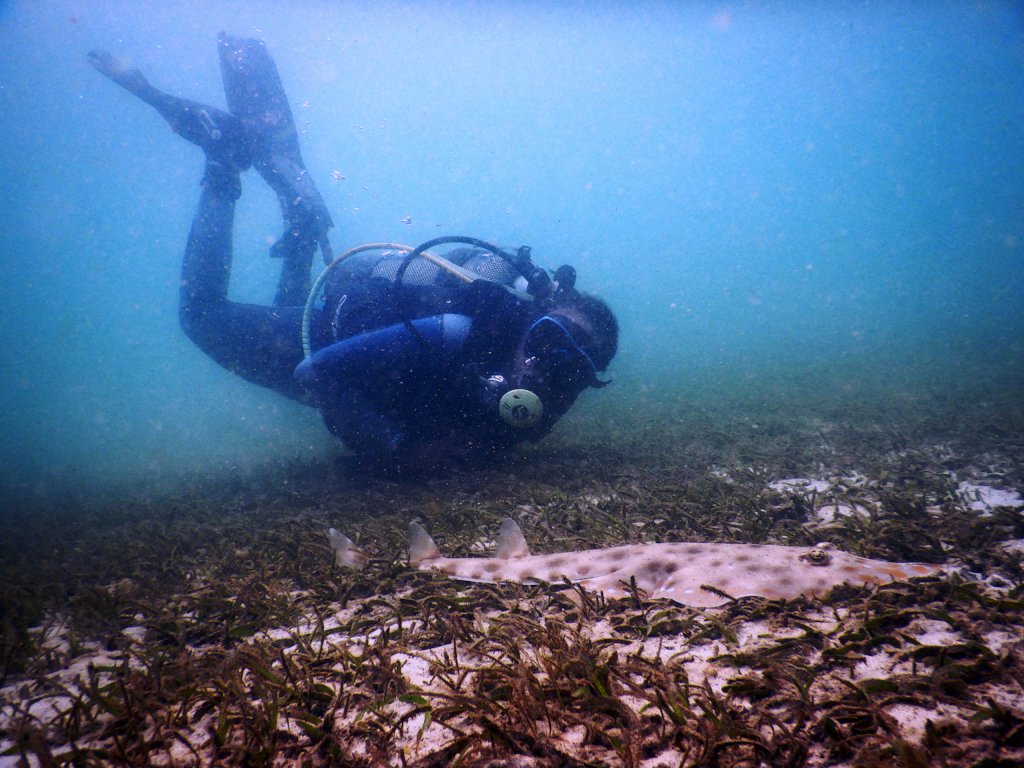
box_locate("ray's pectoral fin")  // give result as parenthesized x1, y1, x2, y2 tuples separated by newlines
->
(409, 522, 442, 565)
(496, 518, 531, 559)
(327, 528, 368, 569)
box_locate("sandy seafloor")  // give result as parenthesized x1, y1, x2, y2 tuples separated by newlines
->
(2, 369, 1023, 768)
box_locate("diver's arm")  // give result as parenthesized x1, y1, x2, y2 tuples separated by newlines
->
(295, 314, 472, 461)
(295, 314, 471, 390)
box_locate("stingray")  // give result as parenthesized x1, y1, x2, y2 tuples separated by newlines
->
(328, 518, 941, 608)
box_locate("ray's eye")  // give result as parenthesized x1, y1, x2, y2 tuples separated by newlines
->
(801, 549, 832, 566)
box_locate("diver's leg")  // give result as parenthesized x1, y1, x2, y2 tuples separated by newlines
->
(178, 160, 309, 401)
(90, 49, 308, 399)
(218, 33, 334, 306)
(87, 50, 252, 172)
(179, 162, 237, 312)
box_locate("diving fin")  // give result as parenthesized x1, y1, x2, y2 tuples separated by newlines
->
(88, 49, 252, 174)
(217, 33, 334, 286)
(87, 50, 155, 102)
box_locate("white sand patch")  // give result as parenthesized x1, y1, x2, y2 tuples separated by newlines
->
(0, 613, 133, 728)
(769, 477, 832, 494)
(978, 628, 1021, 656)
(769, 474, 882, 528)
(836, 471, 870, 488)
(851, 618, 963, 682)
(1000, 539, 1024, 556)
(810, 501, 872, 526)
(121, 624, 147, 643)
(881, 623, 1022, 745)
(640, 748, 689, 768)
(957, 482, 1023, 515)
(913, 619, 964, 647)
(469, 536, 497, 552)
(0, 746, 29, 768)
(392, 652, 435, 689)
(260, 604, 348, 644)
(885, 700, 966, 743)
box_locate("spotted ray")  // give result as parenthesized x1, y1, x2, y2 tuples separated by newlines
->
(328, 518, 942, 608)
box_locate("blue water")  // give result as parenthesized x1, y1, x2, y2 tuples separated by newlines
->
(2, 0, 1022, 501)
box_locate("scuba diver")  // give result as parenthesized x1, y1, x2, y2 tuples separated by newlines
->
(88, 34, 618, 473)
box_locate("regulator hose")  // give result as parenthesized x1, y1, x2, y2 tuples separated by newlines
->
(301, 242, 415, 359)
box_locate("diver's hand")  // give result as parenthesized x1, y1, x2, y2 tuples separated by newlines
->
(87, 50, 152, 97)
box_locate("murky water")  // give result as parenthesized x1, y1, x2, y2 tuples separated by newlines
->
(1, 0, 1021, 503)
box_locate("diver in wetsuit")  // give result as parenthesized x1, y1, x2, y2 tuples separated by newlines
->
(88, 35, 618, 472)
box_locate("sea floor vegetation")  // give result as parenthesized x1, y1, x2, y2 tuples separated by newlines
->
(2, 367, 1023, 767)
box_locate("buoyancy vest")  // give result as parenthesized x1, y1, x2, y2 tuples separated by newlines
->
(312, 247, 528, 349)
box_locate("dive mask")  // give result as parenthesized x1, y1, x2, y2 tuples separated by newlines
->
(522, 315, 608, 390)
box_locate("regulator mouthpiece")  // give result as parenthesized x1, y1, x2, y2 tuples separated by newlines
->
(499, 388, 543, 428)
